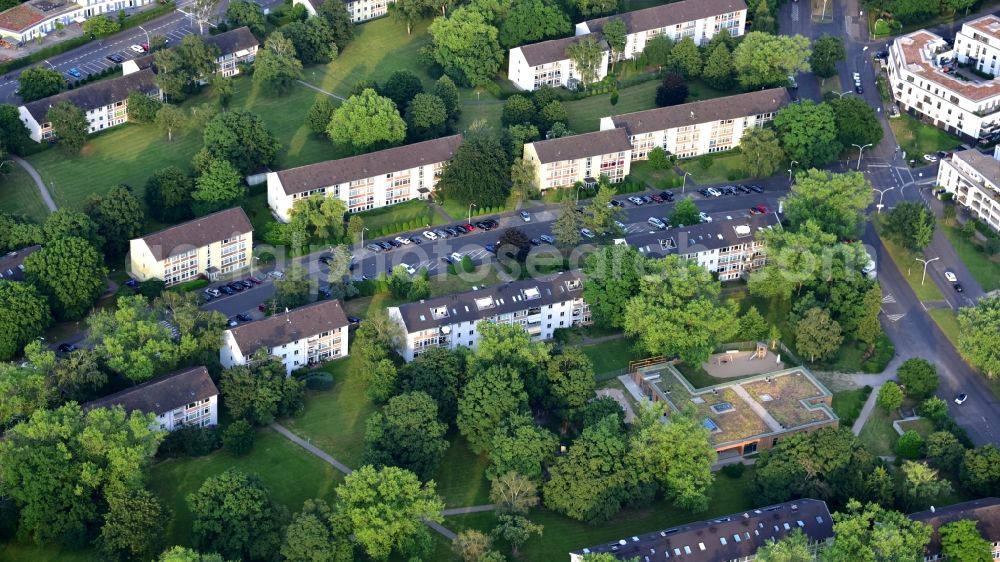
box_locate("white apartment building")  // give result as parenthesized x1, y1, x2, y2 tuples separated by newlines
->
(221, 299, 350, 375)
(129, 207, 253, 287)
(575, 0, 747, 59)
(954, 16, 1000, 79)
(522, 128, 633, 190)
(629, 213, 779, 281)
(937, 148, 1000, 232)
(0, 0, 154, 43)
(267, 134, 462, 220)
(888, 22, 1000, 142)
(507, 33, 610, 91)
(18, 68, 159, 142)
(387, 271, 591, 361)
(599, 88, 791, 159)
(82, 366, 219, 431)
(293, 0, 392, 23)
(123, 27, 259, 78)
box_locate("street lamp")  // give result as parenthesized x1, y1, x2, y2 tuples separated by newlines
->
(576, 184, 585, 203)
(138, 25, 150, 48)
(853, 143, 874, 170)
(360, 227, 369, 246)
(468, 203, 476, 224)
(872, 186, 895, 213)
(681, 171, 692, 194)
(914, 256, 940, 286)
(788, 160, 799, 184)
(834, 90, 853, 98)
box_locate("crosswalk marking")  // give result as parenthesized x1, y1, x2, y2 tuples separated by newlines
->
(885, 313, 906, 322)
(881, 294, 896, 304)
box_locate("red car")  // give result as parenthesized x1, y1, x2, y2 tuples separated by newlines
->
(649, 194, 663, 203)
(463, 223, 475, 231)
(258, 302, 267, 312)
(754, 204, 769, 214)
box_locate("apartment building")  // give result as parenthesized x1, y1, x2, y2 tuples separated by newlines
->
(387, 271, 591, 361)
(0, 245, 40, 282)
(82, 366, 219, 431)
(600, 88, 792, 159)
(936, 148, 1000, 232)
(128, 207, 253, 287)
(571, 499, 834, 561)
(293, 0, 392, 23)
(910, 498, 1000, 561)
(507, 33, 610, 91)
(122, 27, 259, 78)
(18, 68, 159, 142)
(522, 128, 633, 190)
(267, 135, 462, 220)
(220, 299, 350, 375)
(0, 0, 154, 43)
(888, 23, 1000, 142)
(954, 16, 1000, 79)
(628, 213, 780, 281)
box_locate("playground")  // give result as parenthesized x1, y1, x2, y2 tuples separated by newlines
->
(701, 343, 786, 379)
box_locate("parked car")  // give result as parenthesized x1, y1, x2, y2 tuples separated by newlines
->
(474, 221, 489, 230)
(219, 285, 235, 295)
(432, 228, 449, 239)
(519, 210, 531, 222)
(367, 243, 383, 252)
(106, 53, 125, 63)
(737, 185, 752, 194)
(614, 220, 627, 231)
(377, 241, 393, 250)
(650, 194, 663, 203)
(450, 252, 463, 263)
(386, 239, 401, 248)
(347, 315, 362, 326)
(539, 234, 555, 244)
(699, 212, 712, 223)
(394, 236, 411, 246)
(923, 154, 939, 162)
(236, 313, 252, 322)
(484, 219, 499, 229)
(641, 195, 653, 204)
(854, 83, 864, 94)
(248, 276, 264, 285)
(608, 199, 625, 208)
(706, 187, 722, 197)
(529, 238, 541, 246)
(955, 393, 968, 405)
(580, 228, 595, 239)
(463, 223, 476, 231)
(205, 288, 221, 298)
(269, 270, 285, 279)
(130, 44, 145, 53)
(485, 244, 497, 253)
(647, 217, 667, 229)
(441, 256, 455, 264)
(953, 282, 964, 293)
(422, 230, 438, 241)
(409, 236, 423, 244)
(660, 191, 675, 201)
(454, 225, 469, 234)
(228, 282, 245, 292)
(754, 204, 769, 214)
(628, 196, 644, 205)
(401, 264, 417, 275)
(67, 68, 82, 78)
(749, 185, 764, 193)
(944, 271, 958, 283)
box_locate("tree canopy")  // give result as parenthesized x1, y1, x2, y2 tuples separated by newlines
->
(363, 391, 449, 479)
(732, 32, 811, 89)
(820, 501, 931, 562)
(435, 125, 511, 206)
(23, 236, 107, 320)
(428, 7, 504, 86)
(220, 349, 305, 424)
(0, 281, 50, 361)
(784, 169, 872, 238)
(187, 470, 287, 561)
(200, 109, 281, 175)
(328, 88, 407, 153)
(958, 296, 1000, 379)
(774, 101, 842, 168)
(253, 31, 304, 94)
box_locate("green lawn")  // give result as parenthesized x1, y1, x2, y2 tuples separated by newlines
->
(678, 151, 747, 185)
(433, 434, 492, 508)
(565, 79, 729, 133)
(628, 160, 682, 190)
(0, 159, 49, 222)
(897, 417, 935, 438)
(149, 426, 345, 548)
(832, 386, 872, 427)
(858, 405, 901, 457)
(888, 113, 961, 166)
(356, 198, 443, 238)
(939, 218, 1000, 292)
(577, 337, 645, 381)
(439, 197, 512, 224)
(876, 225, 948, 302)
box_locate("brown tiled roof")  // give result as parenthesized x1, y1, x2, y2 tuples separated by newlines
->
(82, 366, 218, 417)
(607, 88, 791, 136)
(517, 32, 607, 67)
(275, 135, 463, 196)
(227, 299, 348, 353)
(967, 14, 1000, 41)
(582, 0, 747, 35)
(205, 26, 258, 54)
(909, 498, 1000, 556)
(23, 68, 159, 123)
(527, 128, 632, 164)
(0, 245, 40, 281)
(0, 2, 50, 34)
(896, 30, 1000, 102)
(137, 207, 252, 262)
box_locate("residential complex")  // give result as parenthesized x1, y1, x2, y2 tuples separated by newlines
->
(631, 361, 838, 458)
(937, 149, 1000, 232)
(220, 299, 350, 374)
(599, 88, 792, 159)
(888, 18, 1000, 142)
(522, 128, 633, 190)
(910, 498, 1000, 560)
(128, 207, 253, 287)
(17, 68, 159, 142)
(0, 245, 40, 281)
(267, 135, 462, 219)
(81, 366, 219, 431)
(0, 0, 154, 44)
(507, 0, 746, 91)
(570, 499, 834, 561)
(122, 26, 259, 78)
(387, 271, 591, 361)
(293, 0, 393, 23)
(629, 213, 780, 281)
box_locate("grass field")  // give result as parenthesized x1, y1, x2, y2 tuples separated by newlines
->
(0, 160, 49, 222)
(565, 79, 729, 133)
(897, 417, 935, 438)
(889, 113, 961, 166)
(149, 426, 345, 548)
(832, 386, 872, 427)
(355, 198, 443, 237)
(939, 218, 1000, 292)
(433, 434, 492, 508)
(928, 308, 961, 349)
(579, 338, 646, 381)
(678, 151, 747, 185)
(858, 405, 901, 457)
(628, 160, 682, 190)
(876, 226, 948, 302)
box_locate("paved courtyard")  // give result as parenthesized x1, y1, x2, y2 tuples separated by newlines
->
(702, 348, 787, 378)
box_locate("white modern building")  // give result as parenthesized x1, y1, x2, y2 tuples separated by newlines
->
(0, 0, 155, 43)
(129, 207, 253, 287)
(599, 88, 792, 159)
(522, 128, 633, 190)
(507, 33, 610, 91)
(628, 213, 780, 281)
(293, 0, 392, 23)
(18, 68, 159, 142)
(267, 134, 462, 220)
(221, 299, 350, 375)
(888, 20, 1000, 142)
(82, 366, 219, 431)
(937, 148, 1000, 232)
(387, 271, 591, 361)
(123, 26, 259, 78)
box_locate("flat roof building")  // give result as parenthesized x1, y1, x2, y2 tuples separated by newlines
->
(937, 148, 1000, 233)
(82, 366, 219, 431)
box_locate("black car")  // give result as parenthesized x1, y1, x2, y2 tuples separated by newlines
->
(738, 185, 752, 194)
(660, 191, 675, 201)
(749, 185, 764, 193)
(529, 238, 541, 246)
(454, 224, 469, 233)
(475, 221, 489, 230)
(106, 53, 125, 63)
(609, 199, 624, 207)
(855, 84, 864, 94)
(441, 256, 455, 265)
(319, 256, 333, 265)
(698, 188, 711, 197)
(387, 239, 401, 248)
(444, 227, 458, 236)
(347, 315, 362, 328)
(378, 241, 393, 250)
(485, 244, 497, 254)
(410, 236, 423, 244)
(219, 285, 236, 296)
(236, 313, 252, 322)
(954, 283, 964, 293)
(58, 343, 77, 353)
(228, 282, 245, 292)
(238, 280, 254, 289)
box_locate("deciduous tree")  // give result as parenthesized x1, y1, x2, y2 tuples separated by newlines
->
(926, 430, 965, 472)
(755, 529, 813, 562)
(193, 158, 245, 214)
(23, 237, 106, 320)
(961, 445, 1000, 496)
(501, 95, 537, 127)
(603, 18, 627, 70)
(774, 101, 841, 168)
(382, 69, 424, 110)
(188, 470, 287, 561)
(290, 193, 347, 242)
(784, 169, 871, 238)
(940, 519, 993, 562)
(307, 96, 337, 135)
(569, 0, 619, 17)
(127, 91, 162, 123)
(492, 514, 542, 557)
(667, 36, 701, 77)
(794, 306, 843, 362)
(898, 358, 939, 399)
(739, 127, 785, 178)
(811, 34, 846, 78)
(655, 72, 688, 107)
(702, 42, 735, 90)
(958, 296, 1000, 379)
(226, 0, 265, 35)
(488, 414, 558, 481)
(883, 201, 936, 251)
(489, 470, 540, 513)
(405, 93, 449, 140)
(17, 67, 63, 102)
(328, 88, 407, 153)
(565, 36, 604, 88)
(733, 32, 811, 89)
(545, 347, 595, 416)
(317, 0, 354, 49)
(145, 166, 195, 222)
(281, 498, 352, 562)
(458, 365, 528, 453)
(221, 349, 305, 424)
(0, 104, 30, 155)
(583, 244, 644, 328)
(670, 195, 701, 226)
(200, 110, 280, 175)
(428, 7, 504, 86)
(433, 75, 461, 122)
(47, 101, 88, 153)
(821, 501, 930, 562)
(435, 124, 511, 206)
(98, 486, 168, 561)
(88, 295, 180, 382)
(42, 207, 102, 249)
(901, 460, 951, 510)
(283, 17, 338, 65)
(452, 530, 491, 562)
(156, 104, 188, 142)
(396, 347, 464, 422)
(364, 391, 449, 479)
(84, 184, 143, 257)
(498, 0, 571, 49)
(254, 31, 304, 94)
(831, 95, 884, 148)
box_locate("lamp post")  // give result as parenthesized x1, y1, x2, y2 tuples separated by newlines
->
(138, 25, 150, 48)
(915, 256, 940, 285)
(681, 171, 692, 194)
(872, 186, 895, 213)
(361, 227, 369, 247)
(468, 203, 476, 224)
(576, 184, 585, 203)
(788, 160, 799, 184)
(834, 90, 853, 98)
(853, 143, 874, 170)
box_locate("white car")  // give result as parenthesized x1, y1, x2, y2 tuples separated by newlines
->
(955, 393, 968, 405)
(268, 270, 284, 279)
(706, 187, 722, 197)
(923, 154, 939, 162)
(394, 236, 411, 245)
(699, 212, 712, 223)
(580, 228, 595, 239)
(130, 44, 145, 54)
(944, 271, 958, 283)
(422, 230, 438, 241)
(519, 211, 531, 222)
(628, 196, 644, 205)
(402, 264, 416, 275)
(451, 252, 463, 262)
(862, 260, 877, 279)
(647, 217, 666, 229)
(614, 220, 627, 231)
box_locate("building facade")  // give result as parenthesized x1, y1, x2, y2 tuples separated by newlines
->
(387, 271, 591, 362)
(122, 27, 259, 78)
(507, 33, 610, 91)
(267, 135, 462, 220)
(522, 128, 633, 190)
(0, 0, 155, 43)
(599, 88, 792, 159)
(293, 0, 393, 23)
(888, 21, 1000, 142)
(936, 149, 1000, 232)
(129, 207, 253, 286)
(18, 68, 159, 142)
(82, 366, 219, 432)
(220, 299, 350, 375)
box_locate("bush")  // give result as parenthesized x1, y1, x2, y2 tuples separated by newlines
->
(720, 462, 746, 479)
(223, 420, 255, 456)
(302, 372, 333, 391)
(137, 279, 166, 299)
(895, 430, 924, 460)
(648, 147, 670, 170)
(158, 426, 222, 458)
(861, 335, 895, 373)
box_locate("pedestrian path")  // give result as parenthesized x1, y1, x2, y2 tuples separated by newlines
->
(12, 156, 56, 212)
(852, 384, 882, 436)
(295, 79, 346, 101)
(442, 504, 496, 516)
